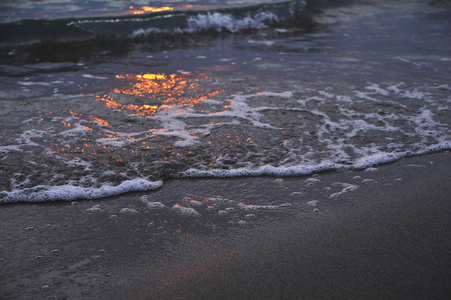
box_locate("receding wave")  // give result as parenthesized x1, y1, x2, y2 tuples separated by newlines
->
(0, 0, 308, 46)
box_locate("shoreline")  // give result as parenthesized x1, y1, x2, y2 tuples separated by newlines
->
(1, 151, 450, 299)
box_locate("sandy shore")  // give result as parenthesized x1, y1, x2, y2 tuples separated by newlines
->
(1, 151, 450, 299)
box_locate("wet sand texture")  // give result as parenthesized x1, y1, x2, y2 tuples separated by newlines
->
(0, 152, 450, 299)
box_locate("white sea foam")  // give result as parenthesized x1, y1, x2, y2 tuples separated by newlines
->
(2, 81, 450, 203)
(59, 123, 92, 137)
(180, 142, 451, 179)
(131, 11, 278, 38)
(0, 145, 23, 153)
(1, 179, 163, 203)
(18, 81, 50, 86)
(82, 74, 108, 80)
(238, 203, 279, 211)
(16, 129, 48, 145)
(67, 158, 92, 169)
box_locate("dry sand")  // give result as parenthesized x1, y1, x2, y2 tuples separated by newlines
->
(1, 151, 450, 299)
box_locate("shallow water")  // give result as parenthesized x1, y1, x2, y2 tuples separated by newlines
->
(0, 0, 450, 203)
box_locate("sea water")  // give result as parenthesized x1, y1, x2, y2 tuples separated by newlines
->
(0, 0, 450, 203)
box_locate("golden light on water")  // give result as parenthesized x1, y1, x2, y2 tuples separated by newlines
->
(49, 72, 224, 162)
(89, 115, 110, 127)
(130, 6, 174, 14)
(95, 94, 159, 118)
(96, 73, 223, 117)
(129, 4, 213, 15)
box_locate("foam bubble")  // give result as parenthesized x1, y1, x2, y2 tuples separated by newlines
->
(238, 203, 279, 211)
(85, 205, 102, 213)
(362, 179, 378, 184)
(119, 208, 139, 214)
(171, 204, 200, 217)
(306, 200, 319, 207)
(142, 199, 167, 209)
(82, 74, 108, 80)
(330, 183, 359, 198)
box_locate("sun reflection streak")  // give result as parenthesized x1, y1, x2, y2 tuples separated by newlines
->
(96, 73, 222, 117)
(89, 115, 111, 127)
(128, 4, 214, 15)
(130, 6, 174, 14)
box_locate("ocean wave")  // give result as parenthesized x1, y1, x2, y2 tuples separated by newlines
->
(1, 143, 449, 203)
(0, 1, 307, 46)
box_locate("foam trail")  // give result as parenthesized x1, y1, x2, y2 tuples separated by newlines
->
(180, 143, 451, 179)
(1, 179, 163, 203)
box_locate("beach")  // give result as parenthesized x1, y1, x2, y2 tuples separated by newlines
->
(1, 151, 449, 299)
(1, 0, 451, 299)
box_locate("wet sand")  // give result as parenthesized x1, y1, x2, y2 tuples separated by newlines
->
(1, 151, 450, 299)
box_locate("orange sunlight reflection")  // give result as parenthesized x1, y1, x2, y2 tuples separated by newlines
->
(130, 6, 174, 14)
(95, 73, 222, 117)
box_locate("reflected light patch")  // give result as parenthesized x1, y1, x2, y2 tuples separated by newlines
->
(95, 94, 158, 118)
(89, 115, 111, 127)
(131, 6, 174, 14)
(97, 73, 222, 117)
